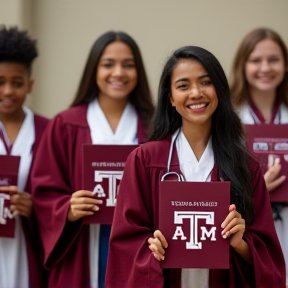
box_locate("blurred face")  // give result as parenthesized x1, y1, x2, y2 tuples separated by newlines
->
(0, 62, 33, 117)
(96, 41, 138, 102)
(170, 58, 218, 130)
(245, 39, 285, 94)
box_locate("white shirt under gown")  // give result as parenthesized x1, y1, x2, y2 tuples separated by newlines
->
(0, 107, 35, 288)
(174, 129, 214, 288)
(86, 98, 138, 288)
(237, 101, 288, 285)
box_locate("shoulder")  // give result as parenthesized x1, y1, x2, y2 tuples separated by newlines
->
(34, 114, 49, 128)
(129, 137, 171, 168)
(51, 105, 89, 128)
(235, 102, 253, 124)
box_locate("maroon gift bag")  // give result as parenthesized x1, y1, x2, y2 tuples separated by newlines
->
(0, 155, 20, 238)
(159, 181, 230, 269)
(82, 144, 138, 224)
(245, 124, 288, 202)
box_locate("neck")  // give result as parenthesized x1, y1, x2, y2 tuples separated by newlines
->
(182, 121, 211, 161)
(0, 108, 25, 126)
(98, 95, 128, 133)
(249, 88, 277, 122)
(0, 108, 26, 143)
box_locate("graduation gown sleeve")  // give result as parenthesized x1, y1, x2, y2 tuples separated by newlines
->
(22, 114, 50, 288)
(232, 160, 285, 287)
(31, 112, 85, 268)
(210, 159, 286, 288)
(106, 145, 166, 288)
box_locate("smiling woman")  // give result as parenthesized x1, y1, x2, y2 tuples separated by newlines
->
(106, 46, 285, 288)
(170, 58, 218, 158)
(230, 27, 288, 286)
(31, 31, 154, 288)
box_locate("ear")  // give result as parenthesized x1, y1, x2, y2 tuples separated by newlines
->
(28, 79, 34, 94)
(169, 93, 175, 107)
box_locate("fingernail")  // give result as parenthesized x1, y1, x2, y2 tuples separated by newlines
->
(93, 206, 99, 211)
(12, 211, 19, 217)
(221, 222, 224, 228)
(221, 230, 224, 235)
(275, 158, 280, 164)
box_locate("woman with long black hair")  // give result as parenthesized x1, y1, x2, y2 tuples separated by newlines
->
(106, 46, 285, 287)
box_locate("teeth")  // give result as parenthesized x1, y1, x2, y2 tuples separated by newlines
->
(189, 103, 206, 109)
(110, 82, 125, 85)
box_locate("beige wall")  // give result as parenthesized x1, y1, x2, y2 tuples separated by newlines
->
(1, 0, 288, 118)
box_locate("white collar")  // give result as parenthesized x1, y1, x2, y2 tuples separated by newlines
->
(87, 98, 138, 144)
(176, 130, 214, 181)
(238, 101, 288, 124)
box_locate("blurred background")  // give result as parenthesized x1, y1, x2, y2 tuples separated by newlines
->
(1, 0, 287, 118)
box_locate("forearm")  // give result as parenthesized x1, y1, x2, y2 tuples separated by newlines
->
(233, 239, 252, 264)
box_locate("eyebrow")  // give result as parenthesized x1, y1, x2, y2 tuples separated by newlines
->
(100, 57, 135, 61)
(175, 74, 210, 83)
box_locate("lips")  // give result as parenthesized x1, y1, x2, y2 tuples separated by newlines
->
(188, 103, 209, 110)
(108, 81, 127, 89)
(0, 98, 14, 107)
(256, 75, 274, 82)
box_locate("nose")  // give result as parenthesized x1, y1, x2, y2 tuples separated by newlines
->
(112, 64, 124, 77)
(188, 85, 202, 98)
(1, 84, 13, 96)
(259, 60, 271, 72)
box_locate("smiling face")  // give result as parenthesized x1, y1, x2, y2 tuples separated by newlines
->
(0, 62, 33, 118)
(245, 39, 286, 95)
(170, 58, 218, 131)
(96, 41, 138, 103)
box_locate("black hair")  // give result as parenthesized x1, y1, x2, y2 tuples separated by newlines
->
(150, 46, 253, 224)
(0, 26, 38, 74)
(70, 31, 154, 127)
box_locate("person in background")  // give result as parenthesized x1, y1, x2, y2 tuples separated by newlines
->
(106, 45, 285, 288)
(229, 27, 288, 286)
(31, 31, 154, 288)
(0, 26, 49, 288)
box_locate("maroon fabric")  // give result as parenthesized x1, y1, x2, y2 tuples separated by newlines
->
(247, 97, 281, 124)
(106, 137, 286, 288)
(31, 104, 148, 288)
(22, 114, 49, 288)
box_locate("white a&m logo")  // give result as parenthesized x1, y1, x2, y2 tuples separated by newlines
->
(92, 171, 123, 207)
(172, 211, 216, 249)
(0, 193, 13, 225)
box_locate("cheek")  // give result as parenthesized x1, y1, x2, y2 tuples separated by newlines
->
(275, 64, 286, 78)
(244, 64, 255, 80)
(129, 70, 138, 84)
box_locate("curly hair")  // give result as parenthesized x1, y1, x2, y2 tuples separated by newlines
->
(0, 26, 38, 74)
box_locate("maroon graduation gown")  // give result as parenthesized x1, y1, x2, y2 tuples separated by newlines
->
(106, 137, 286, 288)
(31, 104, 148, 288)
(21, 114, 49, 288)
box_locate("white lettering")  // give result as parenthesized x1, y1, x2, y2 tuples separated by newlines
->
(94, 171, 123, 207)
(173, 211, 215, 249)
(200, 226, 216, 241)
(172, 226, 187, 240)
(0, 193, 13, 225)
